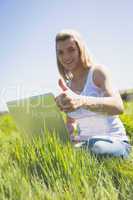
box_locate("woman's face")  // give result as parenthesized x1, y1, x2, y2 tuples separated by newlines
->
(56, 37, 81, 71)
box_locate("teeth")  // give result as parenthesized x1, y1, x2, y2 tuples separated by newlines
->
(65, 61, 73, 64)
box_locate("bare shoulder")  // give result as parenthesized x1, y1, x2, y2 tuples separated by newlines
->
(92, 65, 111, 88)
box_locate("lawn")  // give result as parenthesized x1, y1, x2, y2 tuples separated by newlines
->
(0, 101, 133, 200)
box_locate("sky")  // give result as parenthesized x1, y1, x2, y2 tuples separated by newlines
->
(0, 0, 133, 111)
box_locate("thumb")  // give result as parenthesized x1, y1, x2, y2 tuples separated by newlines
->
(58, 78, 69, 92)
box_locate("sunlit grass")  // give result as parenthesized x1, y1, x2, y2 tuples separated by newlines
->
(0, 102, 133, 199)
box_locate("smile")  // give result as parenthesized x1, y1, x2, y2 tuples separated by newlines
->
(64, 61, 73, 64)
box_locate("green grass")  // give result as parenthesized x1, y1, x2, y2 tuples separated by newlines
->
(0, 102, 133, 200)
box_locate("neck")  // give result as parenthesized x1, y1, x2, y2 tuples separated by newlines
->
(71, 65, 90, 81)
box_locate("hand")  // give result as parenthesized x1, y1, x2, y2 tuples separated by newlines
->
(55, 78, 83, 112)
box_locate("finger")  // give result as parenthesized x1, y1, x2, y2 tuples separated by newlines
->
(63, 104, 76, 112)
(56, 103, 64, 111)
(55, 95, 63, 104)
(55, 98, 62, 108)
(62, 105, 72, 109)
(61, 97, 71, 105)
(55, 95, 60, 102)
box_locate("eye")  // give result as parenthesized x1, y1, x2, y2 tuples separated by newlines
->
(68, 47, 75, 52)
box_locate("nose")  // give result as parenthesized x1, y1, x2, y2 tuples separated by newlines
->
(62, 52, 72, 62)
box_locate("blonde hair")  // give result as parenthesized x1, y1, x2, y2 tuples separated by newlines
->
(55, 29, 93, 81)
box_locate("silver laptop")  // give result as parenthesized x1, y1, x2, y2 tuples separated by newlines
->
(7, 93, 69, 143)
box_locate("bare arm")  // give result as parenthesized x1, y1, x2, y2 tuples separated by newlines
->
(55, 69, 124, 115)
(82, 66, 124, 115)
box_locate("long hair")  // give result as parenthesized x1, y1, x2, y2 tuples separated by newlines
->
(55, 29, 93, 82)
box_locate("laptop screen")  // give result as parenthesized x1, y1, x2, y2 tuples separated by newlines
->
(7, 93, 69, 142)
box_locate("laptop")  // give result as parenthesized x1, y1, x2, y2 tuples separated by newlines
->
(7, 93, 69, 143)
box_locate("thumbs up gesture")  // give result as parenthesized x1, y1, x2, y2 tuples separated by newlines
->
(55, 78, 83, 112)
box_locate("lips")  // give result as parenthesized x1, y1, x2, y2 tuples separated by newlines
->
(64, 61, 73, 65)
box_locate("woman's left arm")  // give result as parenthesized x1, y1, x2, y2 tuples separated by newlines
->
(81, 66, 124, 115)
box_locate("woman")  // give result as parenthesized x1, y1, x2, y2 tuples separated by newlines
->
(55, 29, 131, 158)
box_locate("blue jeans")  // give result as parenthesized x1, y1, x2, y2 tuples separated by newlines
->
(75, 137, 131, 158)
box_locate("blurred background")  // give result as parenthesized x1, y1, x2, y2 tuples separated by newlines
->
(0, 0, 133, 112)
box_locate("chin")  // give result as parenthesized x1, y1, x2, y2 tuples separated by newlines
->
(68, 64, 77, 70)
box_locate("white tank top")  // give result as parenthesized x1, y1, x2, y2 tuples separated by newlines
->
(67, 67, 128, 141)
